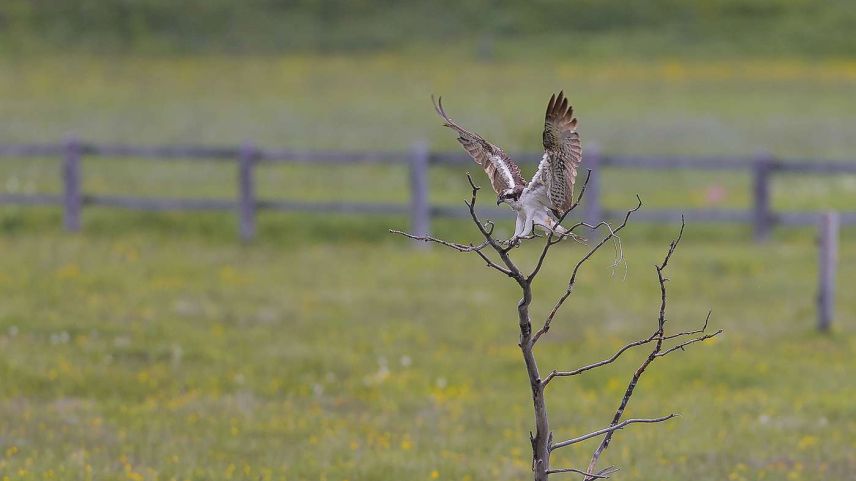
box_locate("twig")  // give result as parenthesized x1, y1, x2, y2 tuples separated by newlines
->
(542, 334, 657, 387)
(388, 174, 522, 278)
(388, 228, 514, 277)
(545, 312, 721, 389)
(582, 217, 720, 480)
(545, 467, 616, 479)
(531, 196, 642, 345)
(656, 329, 723, 357)
(551, 414, 677, 450)
(529, 170, 593, 281)
(664, 310, 712, 340)
(388, 230, 489, 252)
(464, 173, 525, 282)
(472, 249, 516, 277)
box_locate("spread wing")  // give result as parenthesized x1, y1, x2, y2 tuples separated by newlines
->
(432, 95, 526, 196)
(541, 91, 582, 212)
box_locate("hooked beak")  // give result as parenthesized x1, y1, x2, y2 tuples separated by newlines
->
(496, 195, 503, 205)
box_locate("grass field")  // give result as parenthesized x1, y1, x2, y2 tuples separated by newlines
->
(2, 57, 856, 158)
(1, 55, 855, 480)
(0, 210, 854, 481)
(4, 0, 854, 57)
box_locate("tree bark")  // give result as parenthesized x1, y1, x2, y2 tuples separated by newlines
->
(518, 283, 551, 481)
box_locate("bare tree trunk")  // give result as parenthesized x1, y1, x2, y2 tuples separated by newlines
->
(517, 285, 551, 481)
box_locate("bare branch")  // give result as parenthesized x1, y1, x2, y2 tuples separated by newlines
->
(542, 334, 658, 387)
(664, 310, 712, 340)
(551, 414, 677, 450)
(463, 174, 526, 283)
(656, 329, 723, 357)
(583, 218, 700, 480)
(388, 172, 532, 281)
(465, 171, 479, 192)
(657, 214, 685, 272)
(545, 467, 615, 479)
(388, 229, 489, 252)
(574, 169, 594, 207)
(529, 231, 557, 280)
(592, 466, 621, 478)
(532, 196, 642, 345)
(545, 310, 720, 391)
(388, 227, 514, 277)
(472, 249, 516, 277)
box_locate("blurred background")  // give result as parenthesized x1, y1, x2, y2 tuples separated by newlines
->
(0, 1, 854, 480)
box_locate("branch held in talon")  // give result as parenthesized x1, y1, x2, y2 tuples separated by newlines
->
(432, 91, 583, 243)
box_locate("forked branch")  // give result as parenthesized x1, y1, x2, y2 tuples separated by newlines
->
(544, 311, 719, 387)
(532, 197, 642, 345)
(580, 218, 722, 480)
(387, 230, 490, 252)
(551, 414, 677, 450)
(546, 466, 617, 479)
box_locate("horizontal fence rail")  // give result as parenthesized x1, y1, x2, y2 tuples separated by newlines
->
(1, 140, 855, 241)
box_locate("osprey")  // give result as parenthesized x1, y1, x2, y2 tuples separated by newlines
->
(432, 91, 583, 241)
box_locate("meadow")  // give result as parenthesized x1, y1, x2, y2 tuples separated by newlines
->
(0, 55, 855, 480)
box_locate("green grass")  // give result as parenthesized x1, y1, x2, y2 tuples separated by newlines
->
(0, 54, 855, 480)
(2, 57, 856, 158)
(2, 0, 854, 57)
(0, 210, 854, 480)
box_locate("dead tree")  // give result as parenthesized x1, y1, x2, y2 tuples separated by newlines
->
(391, 171, 722, 480)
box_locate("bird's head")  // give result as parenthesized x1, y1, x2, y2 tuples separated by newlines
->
(496, 186, 523, 205)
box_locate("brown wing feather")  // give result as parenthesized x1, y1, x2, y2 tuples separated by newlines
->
(432, 95, 525, 196)
(542, 90, 583, 212)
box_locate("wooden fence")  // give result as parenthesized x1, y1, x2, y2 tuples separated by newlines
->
(0, 140, 850, 329)
(1, 139, 856, 242)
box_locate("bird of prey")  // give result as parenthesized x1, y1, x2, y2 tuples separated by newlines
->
(432, 91, 583, 242)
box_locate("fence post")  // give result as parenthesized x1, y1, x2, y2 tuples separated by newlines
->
(817, 211, 839, 332)
(62, 137, 82, 232)
(582, 144, 602, 225)
(409, 141, 430, 245)
(238, 142, 257, 242)
(752, 152, 774, 242)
